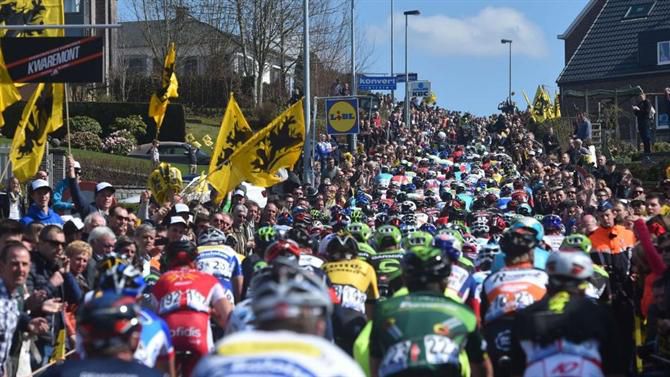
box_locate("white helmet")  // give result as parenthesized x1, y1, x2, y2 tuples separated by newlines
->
(546, 251, 593, 281)
(437, 131, 447, 140)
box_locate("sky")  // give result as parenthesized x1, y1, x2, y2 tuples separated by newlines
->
(356, 0, 589, 115)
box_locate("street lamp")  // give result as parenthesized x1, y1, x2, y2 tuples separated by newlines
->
(501, 39, 512, 103)
(404, 9, 420, 128)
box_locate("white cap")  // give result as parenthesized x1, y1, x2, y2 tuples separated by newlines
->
(66, 218, 84, 231)
(31, 179, 51, 191)
(233, 189, 245, 197)
(174, 203, 190, 214)
(169, 216, 187, 226)
(73, 161, 81, 169)
(95, 182, 115, 194)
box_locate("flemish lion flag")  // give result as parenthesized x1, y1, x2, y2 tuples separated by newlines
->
(228, 99, 305, 189)
(554, 91, 561, 118)
(530, 85, 554, 123)
(208, 94, 253, 201)
(149, 43, 178, 131)
(0, 0, 65, 37)
(0, 41, 21, 127)
(10, 83, 64, 182)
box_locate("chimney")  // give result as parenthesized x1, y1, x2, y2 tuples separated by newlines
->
(175, 6, 188, 23)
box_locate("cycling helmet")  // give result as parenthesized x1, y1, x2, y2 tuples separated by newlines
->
(500, 227, 538, 257)
(288, 227, 312, 249)
(276, 212, 293, 226)
(470, 220, 490, 236)
(197, 226, 227, 246)
(462, 242, 478, 262)
(477, 243, 501, 268)
(542, 214, 564, 234)
(546, 250, 593, 281)
(560, 234, 592, 254)
(255, 226, 278, 253)
(401, 201, 417, 214)
(435, 216, 450, 229)
(433, 233, 462, 261)
(347, 222, 372, 243)
(402, 231, 434, 249)
(419, 223, 438, 236)
(252, 259, 333, 323)
(375, 225, 402, 249)
(350, 208, 366, 223)
(96, 252, 126, 275)
(98, 263, 146, 298)
(400, 223, 417, 238)
(163, 240, 198, 270)
(510, 216, 544, 243)
(265, 239, 301, 262)
(323, 231, 358, 260)
(402, 246, 452, 285)
(77, 292, 141, 352)
(516, 203, 532, 216)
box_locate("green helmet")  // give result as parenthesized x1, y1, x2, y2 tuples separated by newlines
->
(347, 222, 372, 243)
(350, 208, 365, 223)
(560, 234, 592, 254)
(438, 228, 465, 246)
(402, 231, 434, 250)
(402, 246, 452, 285)
(375, 225, 402, 249)
(255, 226, 278, 253)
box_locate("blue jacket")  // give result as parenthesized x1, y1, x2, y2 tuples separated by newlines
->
(20, 204, 63, 227)
(67, 177, 99, 218)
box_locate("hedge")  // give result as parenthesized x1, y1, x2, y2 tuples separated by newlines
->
(1, 101, 185, 144)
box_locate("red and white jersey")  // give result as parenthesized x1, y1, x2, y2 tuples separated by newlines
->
(151, 268, 226, 315)
(481, 265, 548, 324)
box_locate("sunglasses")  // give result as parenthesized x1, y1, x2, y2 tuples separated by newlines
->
(44, 239, 65, 247)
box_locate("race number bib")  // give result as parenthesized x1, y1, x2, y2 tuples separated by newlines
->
(334, 285, 367, 313)
(423, 335, 459, 365)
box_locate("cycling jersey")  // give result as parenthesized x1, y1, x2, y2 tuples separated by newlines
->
(42, 358, 162, 377)
(357, 242, 377, 262)
(196, 245, 242, 304)
(299, 253, 325, 271)
(240, 254, 267, 299)
(480, 264, 548, 324)
(513, 292, 623, 377)
(322, 259, 379, 314)
(134, 308, 174, 368)
(491, 246, 549, 272)
(192, 330, 365, 377)
(365, 250, 405, 298)
(370, 291, 486, 377)
(151, 268, 227, 377)
(446, 263, 478, 304)
(543, 235, 565, 252)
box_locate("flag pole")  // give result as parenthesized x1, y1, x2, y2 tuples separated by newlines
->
(64, 84, 71, 155)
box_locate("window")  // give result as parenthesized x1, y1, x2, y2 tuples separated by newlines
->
(658, 41, 670, 65)
(624, 2, 655, 20)
(126, 57, 146, 75)
(184, 57, 198, 75)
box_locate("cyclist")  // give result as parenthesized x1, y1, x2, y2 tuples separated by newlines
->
(491, 216, 549, 272)
(96, 263, 175, 376)
(480, 225, 548, 375)
(560, 234, 610, 302)
(347, 222, 376, 261)
(240, 225, 277, 298)
(367, 225, 406, 298)
(195, 226, 243, 304)
(513, 250, 624, 377)
(151, 240, 233, 377)
(369, 246, 493, 377)
(542, 214, 565, 252)
(192, 259, 365, 377)
(44, 292, 162, 377)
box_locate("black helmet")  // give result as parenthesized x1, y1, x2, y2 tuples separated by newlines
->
(163, 240, 198, 270)
(500, 227, 538, 258)
(402, 246, 452, 285)
(77, 292, 141, 352)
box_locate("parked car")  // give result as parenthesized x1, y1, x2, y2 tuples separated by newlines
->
(128, 141, 211, 165)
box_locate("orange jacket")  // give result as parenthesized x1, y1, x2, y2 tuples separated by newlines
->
(589, 225, 636, 254)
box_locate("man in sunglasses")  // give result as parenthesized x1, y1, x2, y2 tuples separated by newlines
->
(27, 225, 82, 366)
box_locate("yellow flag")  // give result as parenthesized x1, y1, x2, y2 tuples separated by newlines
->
(10, 83, 63, 182)
(49, 328, 67, 363)
(0, 0, 65, 37)
(530, 85, 553, 123)
(554, 91, 561, 118)
(0, 42, 21, 127)
(147, 162, 183, 204)
(521, 90, 532, 110)
(228, 99, 305, 189)
(208, 94, 253, 201)
(149, 43, 178, 130)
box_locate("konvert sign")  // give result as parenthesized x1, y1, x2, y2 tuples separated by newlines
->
(358, 75, 396, 91)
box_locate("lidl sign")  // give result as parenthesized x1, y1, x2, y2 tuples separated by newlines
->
(326, 97, 359, 135)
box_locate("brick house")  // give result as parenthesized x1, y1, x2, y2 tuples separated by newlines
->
(557, 0, 670, 142)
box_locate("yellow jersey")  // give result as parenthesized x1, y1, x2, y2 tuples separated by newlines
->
(322, 259, 380, 314)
